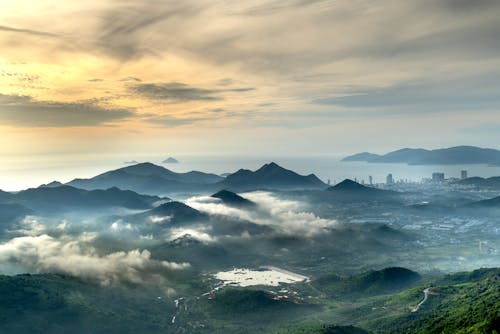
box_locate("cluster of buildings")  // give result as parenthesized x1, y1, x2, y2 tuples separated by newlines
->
(384, 170, 468, 185)
(347, 170, 470, 188)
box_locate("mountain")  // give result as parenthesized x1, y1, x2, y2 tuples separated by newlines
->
(341, 152, 381, 162)
(371, 268, 500, 334)
(127, 201, 206, 225)
(314, 267, 421, 298)
(162, 157, 179, 163)
(279, 324, 372, 334)
(0, 189, 13, 201)
(327, 179, 374, 192)
(205, 289, 310, 316)
(218, 162, 326, 191)
(456, 176, 500, 189)
(211, 190, 256, 208)
(326, 179, 395, 198)
(0, 274, 180, 334)
(7, 185, 161, 213)
(342, 146, 500, 165)
(67, 162, 223, 194)
(38, 181, 64, 188)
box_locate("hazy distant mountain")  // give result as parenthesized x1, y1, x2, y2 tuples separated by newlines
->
(8, 185, 161, 213)
(0, 190, 13, 201)
(317, 179, 397, 204)
(162, 157, 179, 164)
(218, 162, 326, 191)
(38, 181, 64, 188)
(128, 201, 206, 225)
(65, 162, 326, 193)
(327, 179, 372, 192)
(341, 152, 380, 162)
(456, 176, 500, 189)
(211, 190, 256, 208)
(67, 162, 223, 194)
(327, 179, 392, 195)
(342, 146, 500, 165)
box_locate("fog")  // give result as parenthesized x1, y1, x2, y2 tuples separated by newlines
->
(186, 191, 337, 237)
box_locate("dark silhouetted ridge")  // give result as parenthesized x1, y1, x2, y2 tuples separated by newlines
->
(211, 189, 255, 207)
(10, 185, 160, 212)
(219, 162, 326, 190)
(329, 179, 369, 191)
(138, 201, 205, 223)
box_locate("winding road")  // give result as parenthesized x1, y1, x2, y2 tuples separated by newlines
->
(411, 288, 430, 312)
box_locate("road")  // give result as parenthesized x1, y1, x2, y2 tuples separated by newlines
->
(411, 288, 430, 312)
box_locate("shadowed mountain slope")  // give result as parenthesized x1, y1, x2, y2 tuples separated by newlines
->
(219, 162, 326, 191)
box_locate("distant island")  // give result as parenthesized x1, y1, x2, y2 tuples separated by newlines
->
(342, 146, 500, 166)
(163, 157, 179, 164)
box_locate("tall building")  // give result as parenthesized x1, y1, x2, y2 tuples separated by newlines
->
(432, 172, 445, 182)
(386, 173, 394, 185)
(368, 175, 373, 185)
(461, 170, 468, 180)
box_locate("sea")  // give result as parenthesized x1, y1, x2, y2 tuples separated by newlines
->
(2, 153, 500, 191)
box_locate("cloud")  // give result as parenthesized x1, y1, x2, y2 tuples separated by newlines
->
(1, 0, 500, 146)
(129, 82, 220, 102)
(186, 192, 336, 237)
(90, 1, 201, 59)
(119, 76, 142, 82)
(0, 94, 133, 127)
(144, 115, 210, 127)
(186, 196, 253, 220)
(167, 226, 217, 243)
(0, 234, 190, 285)
(0, 24, 58, 37)
(313, 73, 500, 112)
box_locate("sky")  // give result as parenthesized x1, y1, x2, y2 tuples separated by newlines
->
(1, 0, 500, 165)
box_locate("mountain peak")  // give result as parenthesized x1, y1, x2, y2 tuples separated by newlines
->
(330, 179, 368, 191)
(162, 157, 179, 164)
(211, 189, 255, 207)
(257, 162, 282, 172)
(39, 181, 64, 188)
(221, 162, 326, 191)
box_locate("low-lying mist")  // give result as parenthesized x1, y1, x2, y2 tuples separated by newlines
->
(186, 191, 338, 237)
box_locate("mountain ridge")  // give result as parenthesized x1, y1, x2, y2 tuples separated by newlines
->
(5, 185, 162, 213)
(342, 146, 500, 165)
(218, 162, 326, 191)
(67, 162, 223, 194)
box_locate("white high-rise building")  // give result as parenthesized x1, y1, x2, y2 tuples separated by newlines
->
(386, 173, 394, 185)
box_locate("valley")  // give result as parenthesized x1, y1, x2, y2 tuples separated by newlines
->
(0, 161, 498, 333)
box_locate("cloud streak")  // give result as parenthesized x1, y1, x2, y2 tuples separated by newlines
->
(0, 94, 133, 127)
(0, 24, 58, 38)
(130, 82, 220, 102)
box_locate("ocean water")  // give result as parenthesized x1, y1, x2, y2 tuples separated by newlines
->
(2, 153, 500, 191)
